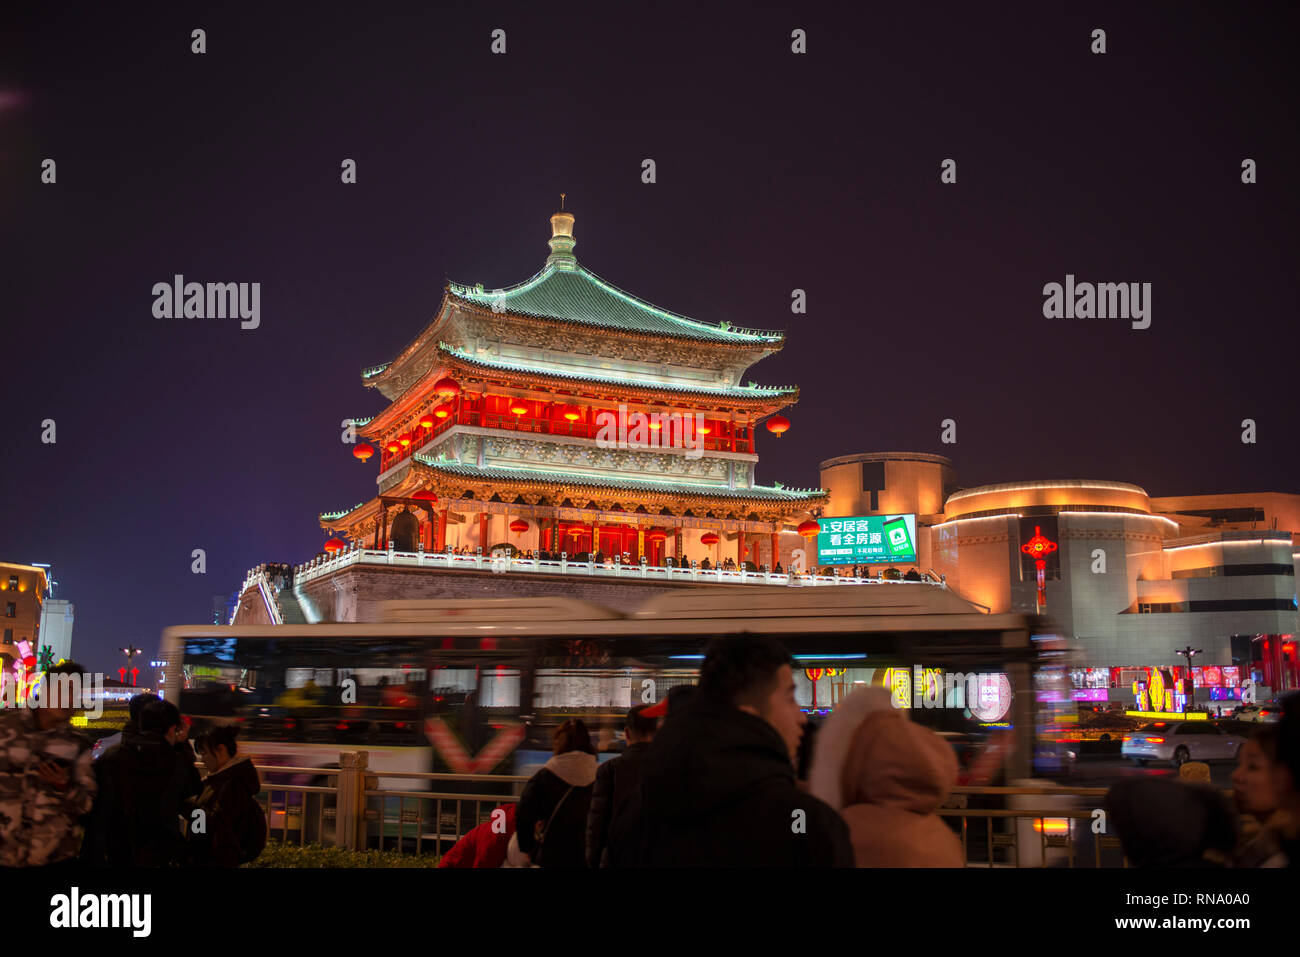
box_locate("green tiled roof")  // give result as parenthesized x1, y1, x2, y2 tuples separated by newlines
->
(320, 503, 365, 521)
(413, 456, 825, 502)
(448, 265, 783, 344)
(439, 344, 796, 400)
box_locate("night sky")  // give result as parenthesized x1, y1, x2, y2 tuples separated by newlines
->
(2, 2, 1297, 675)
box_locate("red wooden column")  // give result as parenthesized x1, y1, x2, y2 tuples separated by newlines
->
(771, 532, 779, 569)
(674, 527, 683, 564)
(436, 509, 448, 550)
(737, 533, 745, 567)
(478, 512, 489, 550)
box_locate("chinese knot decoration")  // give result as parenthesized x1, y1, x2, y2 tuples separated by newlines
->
(1020, 526, 1058, 610)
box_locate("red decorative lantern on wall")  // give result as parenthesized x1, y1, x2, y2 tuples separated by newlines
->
(434, 406, 450, 419)
(398, 434, 412, 448)
(412, 489, 438, 503)
(323, 538, 345, 554)
(510, 400, 529, 416)
(509, 519, 529, 534)
(386, 440, 400, 453)
(766, 414, 790, 438)
(353, 443, 374, 462)
(1020, 525, 1058, 613)
(797, 519, 820, 539)
(563, 407, 582, 422)
(647, 529, 667, 543)
(418, 413, 435, 430)
(700, 532, 719, 546)
(434, 377, 461, 398)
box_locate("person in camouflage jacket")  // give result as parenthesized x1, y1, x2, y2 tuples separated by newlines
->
(0, 667, 96, 867)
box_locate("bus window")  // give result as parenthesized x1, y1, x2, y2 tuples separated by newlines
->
(179, 634, 431, 748)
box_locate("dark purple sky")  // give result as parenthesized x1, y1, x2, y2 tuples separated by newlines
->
(3, 1, 1297, 674)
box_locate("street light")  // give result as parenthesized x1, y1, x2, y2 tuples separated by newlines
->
(1175, 646, 1203, 712)
(119, 645, 144, 687)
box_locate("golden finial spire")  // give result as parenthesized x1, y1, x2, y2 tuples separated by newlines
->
(547, 198, 577, 269)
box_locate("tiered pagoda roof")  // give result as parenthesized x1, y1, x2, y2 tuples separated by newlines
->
(321, 205, 827, 546)
(445, 264, 783, 344)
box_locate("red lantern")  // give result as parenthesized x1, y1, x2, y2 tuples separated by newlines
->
(398, 434, 412, 448)
(700, 532, 719, 546)
(647, 529, 667, 543)
(353, 443, 375, 462)
(510, 400, 529, 416)
(509, 519, 529, 534)
(412, 489, 438, 503)
(22, 656, 37, 670)
(804, 668, 825, 683)
(386, 440, 400, 453)
(766, 414, 790, 438)
(418, 413, 434, 429)
(434, 406, 450, 419)
(324, 537, 346, 554)
(698, 424, 712, 435)
(434, 377, 461, 398)
(797, 519, 820, 539)
(563, 407, 581, 422)
(567, 526, 583, 537)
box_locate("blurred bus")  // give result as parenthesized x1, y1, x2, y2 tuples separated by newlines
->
(161, 585, 1073, 788)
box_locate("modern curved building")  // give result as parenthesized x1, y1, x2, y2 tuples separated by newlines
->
(818, 457, 1299, 700)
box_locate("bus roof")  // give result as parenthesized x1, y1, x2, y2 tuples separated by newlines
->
(164, 586, 1043, 644)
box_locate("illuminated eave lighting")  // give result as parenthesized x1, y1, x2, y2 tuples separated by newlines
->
(1163, 539, 1291, 552)
(1060, 511, 1180, 529)
(931, 514, 1022, 529)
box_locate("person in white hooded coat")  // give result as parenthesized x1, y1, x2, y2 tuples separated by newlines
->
(808, 686, 963, 867)
(514, 719, 598, 868)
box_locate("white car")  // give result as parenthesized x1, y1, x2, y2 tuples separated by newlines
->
(1122, 720, 1246, 767)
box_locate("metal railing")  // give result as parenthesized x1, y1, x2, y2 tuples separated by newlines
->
(940, 786, 1127, 868)
(252, 754, 1219, 867)
(287, 543, 947, 592)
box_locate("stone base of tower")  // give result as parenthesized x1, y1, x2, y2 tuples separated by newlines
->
(234, 564, 715, 625)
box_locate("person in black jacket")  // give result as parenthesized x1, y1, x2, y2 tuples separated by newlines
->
(624, 636, 853, 867)
(84, 699, 195, 867)
(586, 705, 656, 868)
(515, 719, 597, 868)
(186, 725, 265, 867)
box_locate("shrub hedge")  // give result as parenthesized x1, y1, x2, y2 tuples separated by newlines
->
(242, 841, 441, 868)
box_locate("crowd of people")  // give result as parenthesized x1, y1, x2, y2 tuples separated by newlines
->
(6, 654, 1297, 870)
(439, 637, 1300, 868)
(0, 664, 265, 869)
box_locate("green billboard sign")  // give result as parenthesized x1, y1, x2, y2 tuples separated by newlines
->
(816, 514, 917, 565)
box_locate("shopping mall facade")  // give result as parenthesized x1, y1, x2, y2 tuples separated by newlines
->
(819, 452, 1300, 705)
